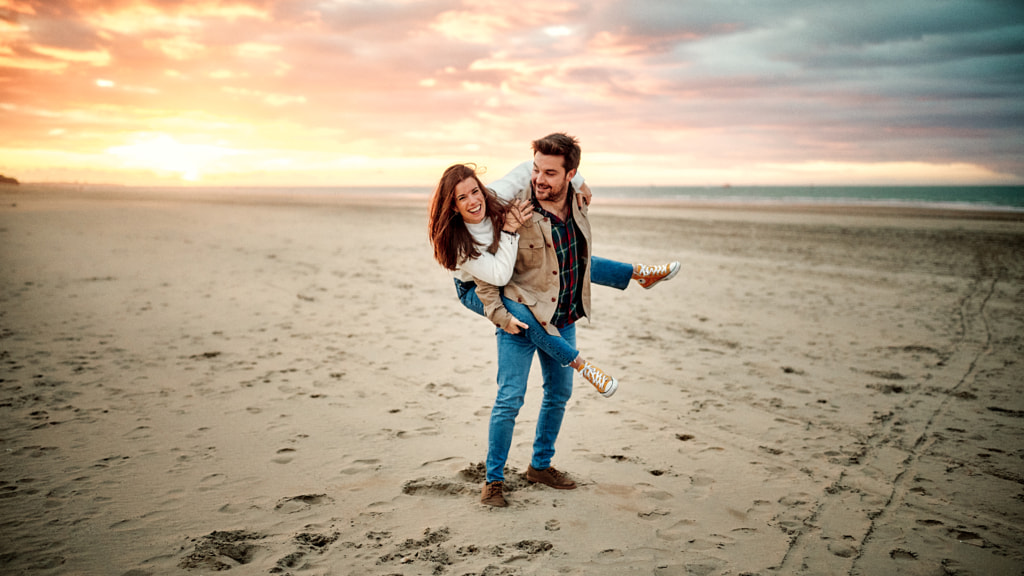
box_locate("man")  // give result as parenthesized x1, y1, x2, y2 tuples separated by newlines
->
(474, 133, 677, 507)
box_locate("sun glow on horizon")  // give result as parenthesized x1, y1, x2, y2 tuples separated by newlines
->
(106, 134, 240, 182)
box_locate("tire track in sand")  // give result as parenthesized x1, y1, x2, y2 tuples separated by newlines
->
(779, 258, 1004, 575)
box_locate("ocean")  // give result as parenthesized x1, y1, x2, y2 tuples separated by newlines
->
(43, 183, 1024, 212)
(211, 184, 1024, 211)
(592, 185, 1024, 211)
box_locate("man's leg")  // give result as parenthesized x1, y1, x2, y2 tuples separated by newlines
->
(592, 256, 681, 290)
(531, 323, 576, 472)
(590, 256, 634, 290)
(486, 329, 535, 484)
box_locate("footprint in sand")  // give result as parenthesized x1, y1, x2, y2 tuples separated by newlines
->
(655, 519, 697, 541)
(178, 530, 265, 571)
(687, 473, 715, 499)
(272, 447, 296, 464)
(396, 427, 440, 439)
(641, 489, 675, 502)
(123, 425, 152, 440)
(687, 532, 737, 552)
(339, 458, 381, 475)
(829, 538, 858, 558)
(197, 473, 226, 492)
(271, 531, 340, 572)
(274, 494, 334, 514)
(401, 478, 472, 498)
(638, 508, 671, 519)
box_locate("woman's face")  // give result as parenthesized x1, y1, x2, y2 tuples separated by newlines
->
(452, 176, 486, 225)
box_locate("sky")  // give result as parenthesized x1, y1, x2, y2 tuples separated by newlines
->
(1, 0, 1023, 187)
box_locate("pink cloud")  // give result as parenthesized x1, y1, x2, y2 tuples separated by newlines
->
(0, 0, 1020, 185)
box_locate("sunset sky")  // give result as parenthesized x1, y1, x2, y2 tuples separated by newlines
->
(1, 0, 1022, 187)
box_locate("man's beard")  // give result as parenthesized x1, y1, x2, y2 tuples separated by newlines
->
(534, 180, 567, 204)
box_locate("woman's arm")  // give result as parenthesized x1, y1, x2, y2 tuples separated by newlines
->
(459, 231, 518, 286)
(457, 199, 531, 286)
(487, 160, 586, 202)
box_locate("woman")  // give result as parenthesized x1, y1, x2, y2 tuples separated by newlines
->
(427, 163, 680, 397)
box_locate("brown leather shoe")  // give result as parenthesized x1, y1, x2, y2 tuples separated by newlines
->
(480, 481, 507, 507)
(526, 465, 577, 490)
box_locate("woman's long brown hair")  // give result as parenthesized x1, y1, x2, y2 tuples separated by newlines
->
(428, 164, 508, 271)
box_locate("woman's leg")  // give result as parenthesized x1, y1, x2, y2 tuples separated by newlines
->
(501, 297, 579, 367)
(455, 280, 578, 367)
(502, 297, 616, 396)
(455, 279, 617, 396)
(455, 278, 486, 316)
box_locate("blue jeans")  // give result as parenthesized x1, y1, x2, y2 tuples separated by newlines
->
(590, 256, 633, 290)
(486, 323, 576, 482)
(457, 280, 578, 366)
(454, 255, 633, 367)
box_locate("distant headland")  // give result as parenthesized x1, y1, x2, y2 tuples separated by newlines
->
(0, 174, 19, 185)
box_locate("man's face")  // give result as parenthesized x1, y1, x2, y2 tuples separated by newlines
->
(531, 152, 576, 205)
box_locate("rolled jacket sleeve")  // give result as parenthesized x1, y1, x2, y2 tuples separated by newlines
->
(474, 278, 518, 332)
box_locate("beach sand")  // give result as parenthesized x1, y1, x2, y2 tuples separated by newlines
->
(1, 185, 1022, 576)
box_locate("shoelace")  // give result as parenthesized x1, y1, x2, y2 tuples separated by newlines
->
(580, 364, 612, 392)
(637, 264, 671, 278)
(547, 468, 568, 482)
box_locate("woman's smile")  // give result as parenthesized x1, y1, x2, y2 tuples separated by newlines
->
(454, 177, 487, 224)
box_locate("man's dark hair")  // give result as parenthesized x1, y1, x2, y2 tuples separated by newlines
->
(531, 133, 581, 173)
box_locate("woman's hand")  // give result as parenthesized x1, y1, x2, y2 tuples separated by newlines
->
(575, 182, 592, 208)
(502, 315, 529, 335)
(502, 199, 534, 234)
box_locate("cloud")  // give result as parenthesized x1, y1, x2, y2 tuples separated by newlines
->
(0, 0, 1021, 185)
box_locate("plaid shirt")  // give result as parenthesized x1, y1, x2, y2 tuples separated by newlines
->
(534, 196, 586, 328)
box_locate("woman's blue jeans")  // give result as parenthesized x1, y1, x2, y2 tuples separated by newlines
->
(454, 256, 633, 367)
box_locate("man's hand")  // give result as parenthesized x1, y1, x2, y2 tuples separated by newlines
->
(575, 182, 592, 209)
(502, 316, 529, 335)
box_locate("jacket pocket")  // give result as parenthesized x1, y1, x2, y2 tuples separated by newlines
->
(516, 225, 547, 273)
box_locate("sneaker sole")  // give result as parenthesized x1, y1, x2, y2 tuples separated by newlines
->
(600, 378, 618, 398)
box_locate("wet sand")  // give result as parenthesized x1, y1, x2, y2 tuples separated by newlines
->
(1, 185, 1022, 575)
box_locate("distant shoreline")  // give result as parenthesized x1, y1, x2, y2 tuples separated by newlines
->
(4, 182, 1022, 222)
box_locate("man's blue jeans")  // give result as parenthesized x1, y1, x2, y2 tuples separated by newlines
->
(589, 256, 633, 291)
(454, 255, 634, 482)
(486, 322, 576, 483)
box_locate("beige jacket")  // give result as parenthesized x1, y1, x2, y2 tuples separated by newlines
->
(476, 186, 592, 336)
